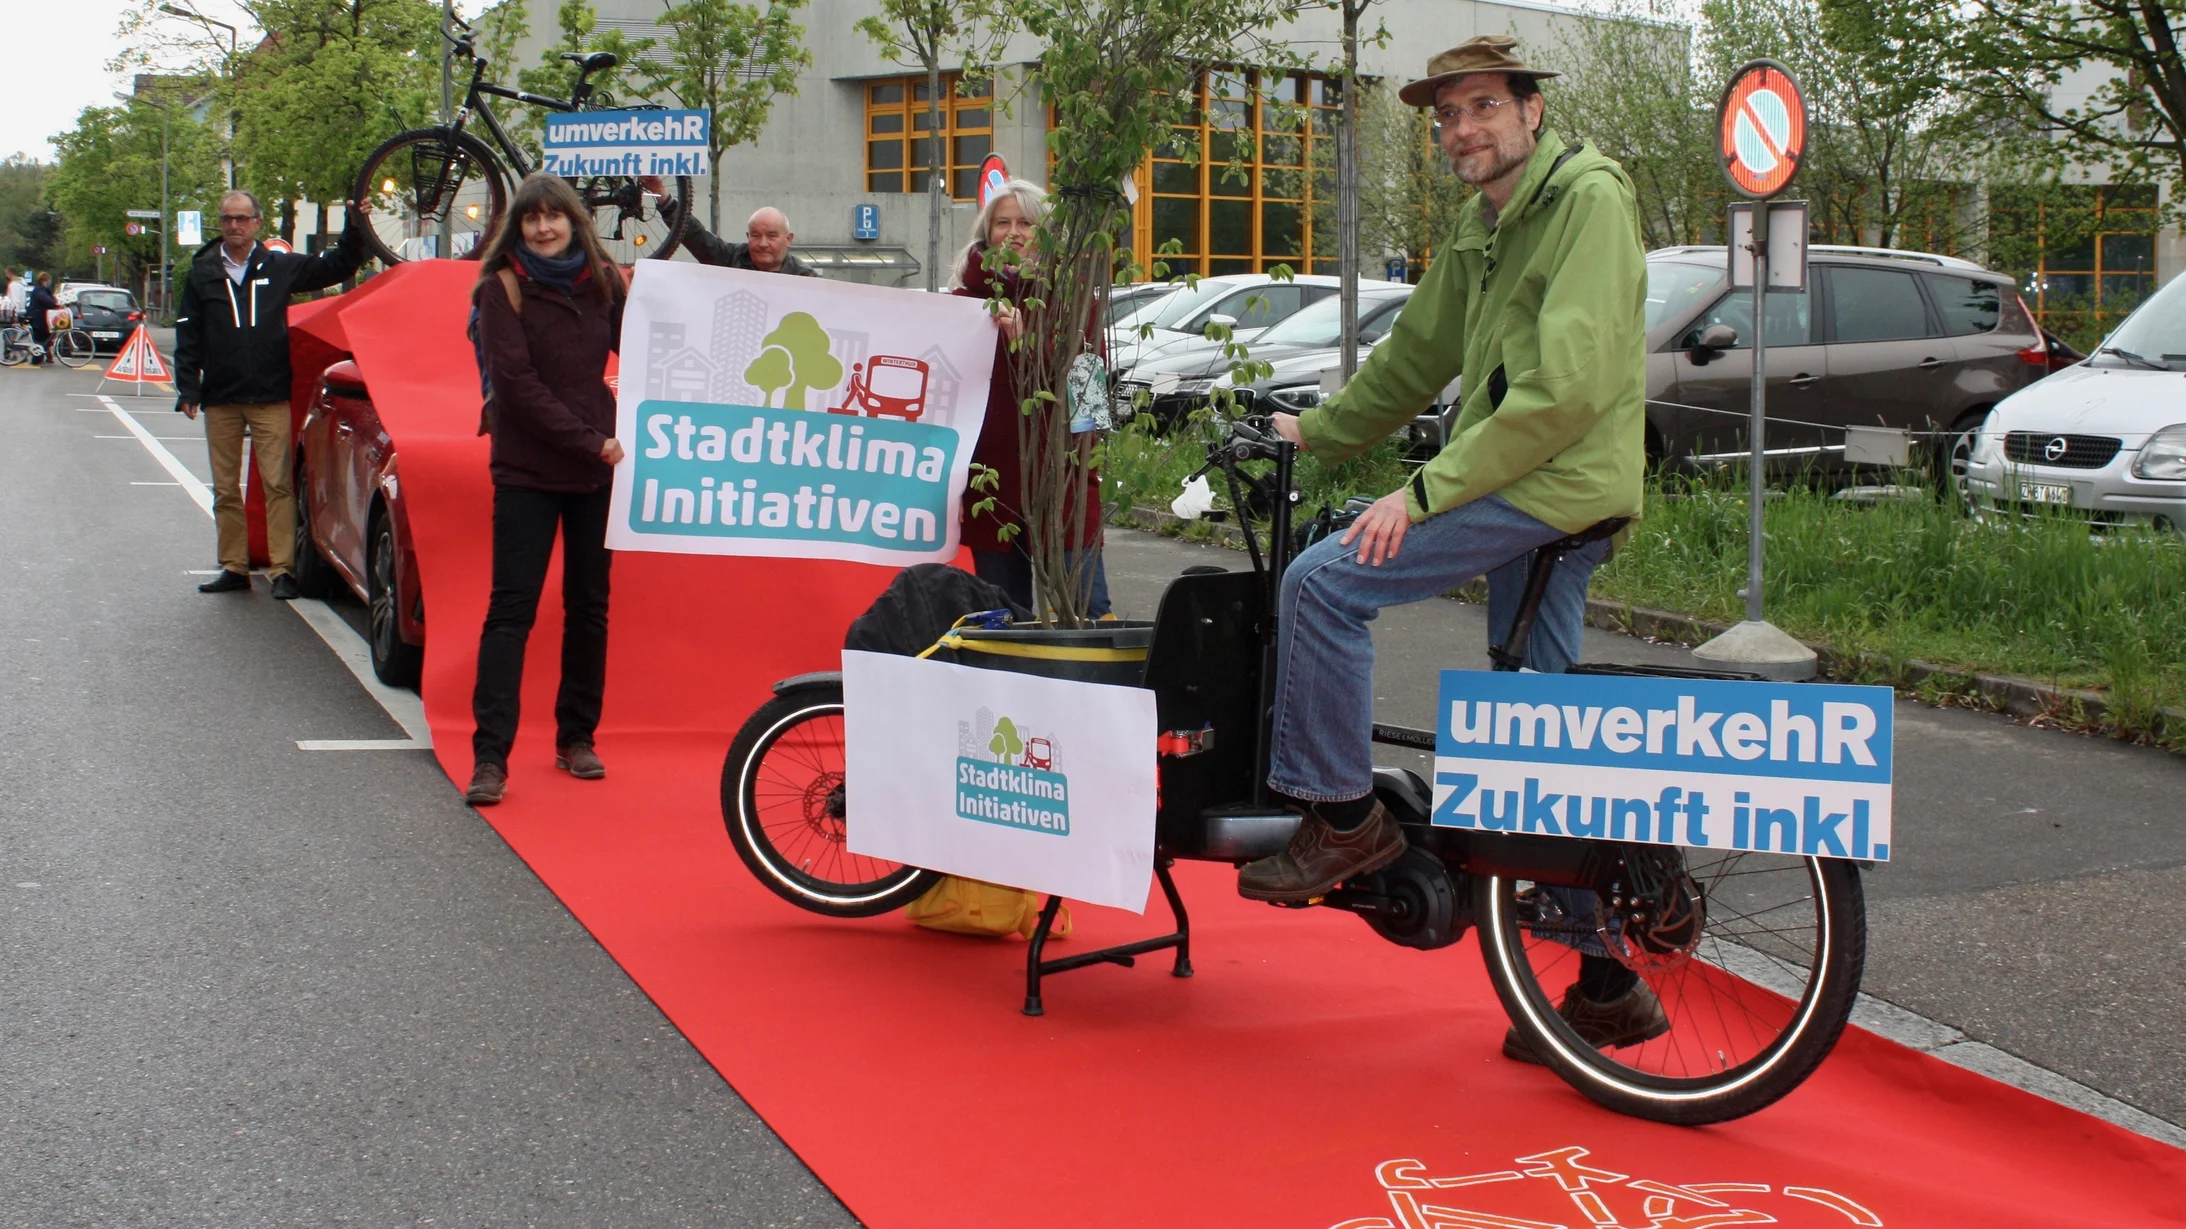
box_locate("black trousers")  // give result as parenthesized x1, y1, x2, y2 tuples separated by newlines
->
(471, 484, 613, 767)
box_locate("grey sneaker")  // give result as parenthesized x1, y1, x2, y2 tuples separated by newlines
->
(1236, 801, 1405, 904)
(1502, 980, 1670, 1065)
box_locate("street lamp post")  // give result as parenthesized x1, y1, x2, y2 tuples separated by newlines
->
(158, 3, 239, 191)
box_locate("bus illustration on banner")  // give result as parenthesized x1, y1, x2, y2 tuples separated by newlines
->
(831, 355, 931, 422)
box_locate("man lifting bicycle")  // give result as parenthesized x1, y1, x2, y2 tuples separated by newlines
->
(1240, 36, 1654, 1061)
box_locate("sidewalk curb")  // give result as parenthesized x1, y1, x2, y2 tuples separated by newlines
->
(1112, 504, 2184, 750)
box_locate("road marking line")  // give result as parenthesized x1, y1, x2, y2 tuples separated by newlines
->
(296, 738, 430, 752)
(131, 481, 182, 486)
(99, 395, 432, 749)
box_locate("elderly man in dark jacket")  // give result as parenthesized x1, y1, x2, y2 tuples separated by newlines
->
(174, 190, 369, 598)
(640, 179, 821, 277)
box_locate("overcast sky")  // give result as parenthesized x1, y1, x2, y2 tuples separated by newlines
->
(7, 0, 258, 163)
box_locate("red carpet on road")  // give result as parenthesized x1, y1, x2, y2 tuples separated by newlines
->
(316, 264, 2183, 1228)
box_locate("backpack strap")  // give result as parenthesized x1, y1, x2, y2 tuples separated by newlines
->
(497, 267, 522, 315)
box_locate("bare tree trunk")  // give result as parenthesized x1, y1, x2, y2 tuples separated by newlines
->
(1337, 2, 1361, 380)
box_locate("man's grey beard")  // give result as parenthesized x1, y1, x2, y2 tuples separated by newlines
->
(1454, 141, 1535, 186)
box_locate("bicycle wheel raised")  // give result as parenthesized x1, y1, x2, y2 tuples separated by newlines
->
(573, 173, 692, 264)
(352, 127, 508, 266)
(54, 329, 97, 368)
(1479, 847, 1865, 1124)
(722, 679, 940, 917)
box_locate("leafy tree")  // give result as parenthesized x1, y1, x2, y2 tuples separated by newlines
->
(988, 716, 1023, 762)
(855, 0, 1017, 291)
(509, 0, 657, 158)
(228, 0, 441, 245)
(1945, 0, 2186, 203)
(1311, 82, 1470, 281)
(1545, 2, 1721, 249)
(752, 311, 842, 409)
(631, 0, 813, 231)
(0, 156, 65, 272)
(48, 93, 226, 298)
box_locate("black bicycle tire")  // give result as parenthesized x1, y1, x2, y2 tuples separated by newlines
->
(351, 127, 509, 267)
(1478, 856, 1866, 1125)
(721, 683, 940, 918)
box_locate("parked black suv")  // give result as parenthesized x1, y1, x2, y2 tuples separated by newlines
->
(1641, 245, 2047, 477)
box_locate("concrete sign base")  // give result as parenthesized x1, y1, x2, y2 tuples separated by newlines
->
(1693, 618, 1819, 681)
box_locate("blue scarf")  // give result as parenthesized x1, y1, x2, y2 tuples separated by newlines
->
(516, 246, 590, 297)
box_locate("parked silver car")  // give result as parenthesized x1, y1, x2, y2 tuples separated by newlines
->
(1962, 271, 2186, 531)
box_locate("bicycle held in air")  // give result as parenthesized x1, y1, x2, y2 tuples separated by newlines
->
(721, 417, 1869, 1126)
(352, 14, 691, 267)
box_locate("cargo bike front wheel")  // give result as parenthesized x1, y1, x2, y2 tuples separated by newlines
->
(721, 678, 941, 917)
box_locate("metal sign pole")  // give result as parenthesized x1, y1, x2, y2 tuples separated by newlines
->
(1746, 202, 1768, 624)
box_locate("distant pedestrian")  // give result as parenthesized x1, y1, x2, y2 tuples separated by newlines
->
(639, 179, 821, 277)
(0, 267, 22, 322)
(173, 190, 370, 598)
(463, 173, 628, 807)
(26, 273, 58, 365)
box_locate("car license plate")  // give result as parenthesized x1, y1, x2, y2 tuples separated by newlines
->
(92, 331, 121, 339)
(2019, 482, 2073, 505)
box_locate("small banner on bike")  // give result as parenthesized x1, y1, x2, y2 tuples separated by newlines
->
(1433, 671, 1893, 860)
(606, 262, 996, 566)
(841, 651, 1159, 912)
(541, 108, 713, 177)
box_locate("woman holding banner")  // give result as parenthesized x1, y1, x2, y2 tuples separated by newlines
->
(950, 180, 1111, 618)
(463, 174, 628, 806)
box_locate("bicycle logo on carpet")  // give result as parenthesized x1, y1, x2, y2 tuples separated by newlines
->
(1327, 1146, 1882, 1228)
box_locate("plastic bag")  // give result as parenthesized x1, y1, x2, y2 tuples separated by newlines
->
(906, 876, 1072, 939)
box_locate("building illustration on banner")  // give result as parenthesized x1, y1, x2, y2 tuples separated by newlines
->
(1327, 1146, 1884, 1229)
(954, 709, 1069, 836)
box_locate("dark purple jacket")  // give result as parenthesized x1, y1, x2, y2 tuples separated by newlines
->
(475, 254, 624, 492)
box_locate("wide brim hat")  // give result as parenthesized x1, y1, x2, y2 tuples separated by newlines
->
(1398, 35, 1559, 108)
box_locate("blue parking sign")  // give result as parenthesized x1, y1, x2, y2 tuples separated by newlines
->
(853, 204, 880, 241)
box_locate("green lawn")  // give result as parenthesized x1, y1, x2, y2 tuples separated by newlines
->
(1103, 420, 2186, 747)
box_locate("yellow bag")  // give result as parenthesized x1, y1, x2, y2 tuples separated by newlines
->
(906, 876, 1072, 939)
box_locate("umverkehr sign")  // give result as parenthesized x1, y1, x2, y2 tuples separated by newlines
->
(541, 109, 711, 177)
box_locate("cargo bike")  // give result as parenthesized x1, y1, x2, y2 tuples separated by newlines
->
(721, 417, 1868, 1125)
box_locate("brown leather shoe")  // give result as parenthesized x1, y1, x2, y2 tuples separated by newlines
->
(556, 742, 605, 779)
(465, 761, 507, 806)
(1237, 801, 1405, 903)
(1502, 980, 1670, 1065)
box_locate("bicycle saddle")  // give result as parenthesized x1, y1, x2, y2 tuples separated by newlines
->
(562, 51, 620, 71)
(1544, 516, 1629, 554)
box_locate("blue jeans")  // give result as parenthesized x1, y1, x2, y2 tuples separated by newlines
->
(1269, 494, 1610, 802)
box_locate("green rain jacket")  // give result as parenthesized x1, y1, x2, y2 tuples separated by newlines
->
(1298, 130, 1647, 534)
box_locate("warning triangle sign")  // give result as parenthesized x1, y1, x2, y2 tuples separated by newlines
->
(99, 325, 174, 393)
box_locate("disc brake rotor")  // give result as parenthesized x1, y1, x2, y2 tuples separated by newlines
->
(803, 772, 847, 844)
(1595, 850, 1707, 974)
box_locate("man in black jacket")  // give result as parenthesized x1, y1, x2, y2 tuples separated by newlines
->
(175, 191, 369, 599)
(639, 178, 821, 277)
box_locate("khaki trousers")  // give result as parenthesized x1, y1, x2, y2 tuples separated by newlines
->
(204, 401, 294, 576)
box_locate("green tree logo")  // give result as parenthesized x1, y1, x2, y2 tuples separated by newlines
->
(988, 716, 1024, 763)
(743, 311, 845, 410)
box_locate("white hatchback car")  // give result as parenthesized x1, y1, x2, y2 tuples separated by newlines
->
(1963, 273, 2186, 531)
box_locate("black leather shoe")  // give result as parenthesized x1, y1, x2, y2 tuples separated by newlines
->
(270, 573, 300, 601)
(197, 570, 251, 593)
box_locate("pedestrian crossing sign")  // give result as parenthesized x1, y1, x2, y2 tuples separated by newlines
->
(98, 325, 174, 395)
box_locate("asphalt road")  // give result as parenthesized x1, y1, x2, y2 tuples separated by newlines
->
(3, 358, 2180, 1225)
(0, 363, 859, 1227)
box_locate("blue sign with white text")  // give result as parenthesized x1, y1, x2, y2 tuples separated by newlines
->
(853, 204, 881, 241)
(541, 109, 712, 177)
(1432, 671, 1894, 860)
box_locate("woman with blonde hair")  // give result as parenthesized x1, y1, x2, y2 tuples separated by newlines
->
(950, 178, 1110, 616)
(464, 173, 628, 805)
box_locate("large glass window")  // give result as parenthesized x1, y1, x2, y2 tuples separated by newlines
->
(1135, 69, 1339, 278)
(1990, 183, 2158, 337)
(866, 74, 993, 199)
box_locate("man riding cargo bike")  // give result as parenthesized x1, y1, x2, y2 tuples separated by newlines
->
(1242, 36, 1656, 1062)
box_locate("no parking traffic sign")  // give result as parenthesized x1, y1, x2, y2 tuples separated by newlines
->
(1719, 60, 1805, 199)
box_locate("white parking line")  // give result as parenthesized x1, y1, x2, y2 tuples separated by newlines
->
(98, 394, 432, 751)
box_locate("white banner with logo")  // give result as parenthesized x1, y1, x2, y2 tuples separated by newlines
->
(841, 651, 1159, 913)
(607, 263, 996, 566)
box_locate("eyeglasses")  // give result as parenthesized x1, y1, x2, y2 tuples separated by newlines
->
(218, 214, 259, 224)
(1431, 97, 1520, 129)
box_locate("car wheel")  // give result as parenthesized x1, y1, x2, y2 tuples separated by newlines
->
(290, 460, 338, 600)
(367, 512, 423, 690)
(1934, 409, 1988, 514)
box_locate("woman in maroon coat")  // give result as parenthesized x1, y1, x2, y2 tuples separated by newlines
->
(463, 174, 627, 806)
(950, 180, 1110, 617)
